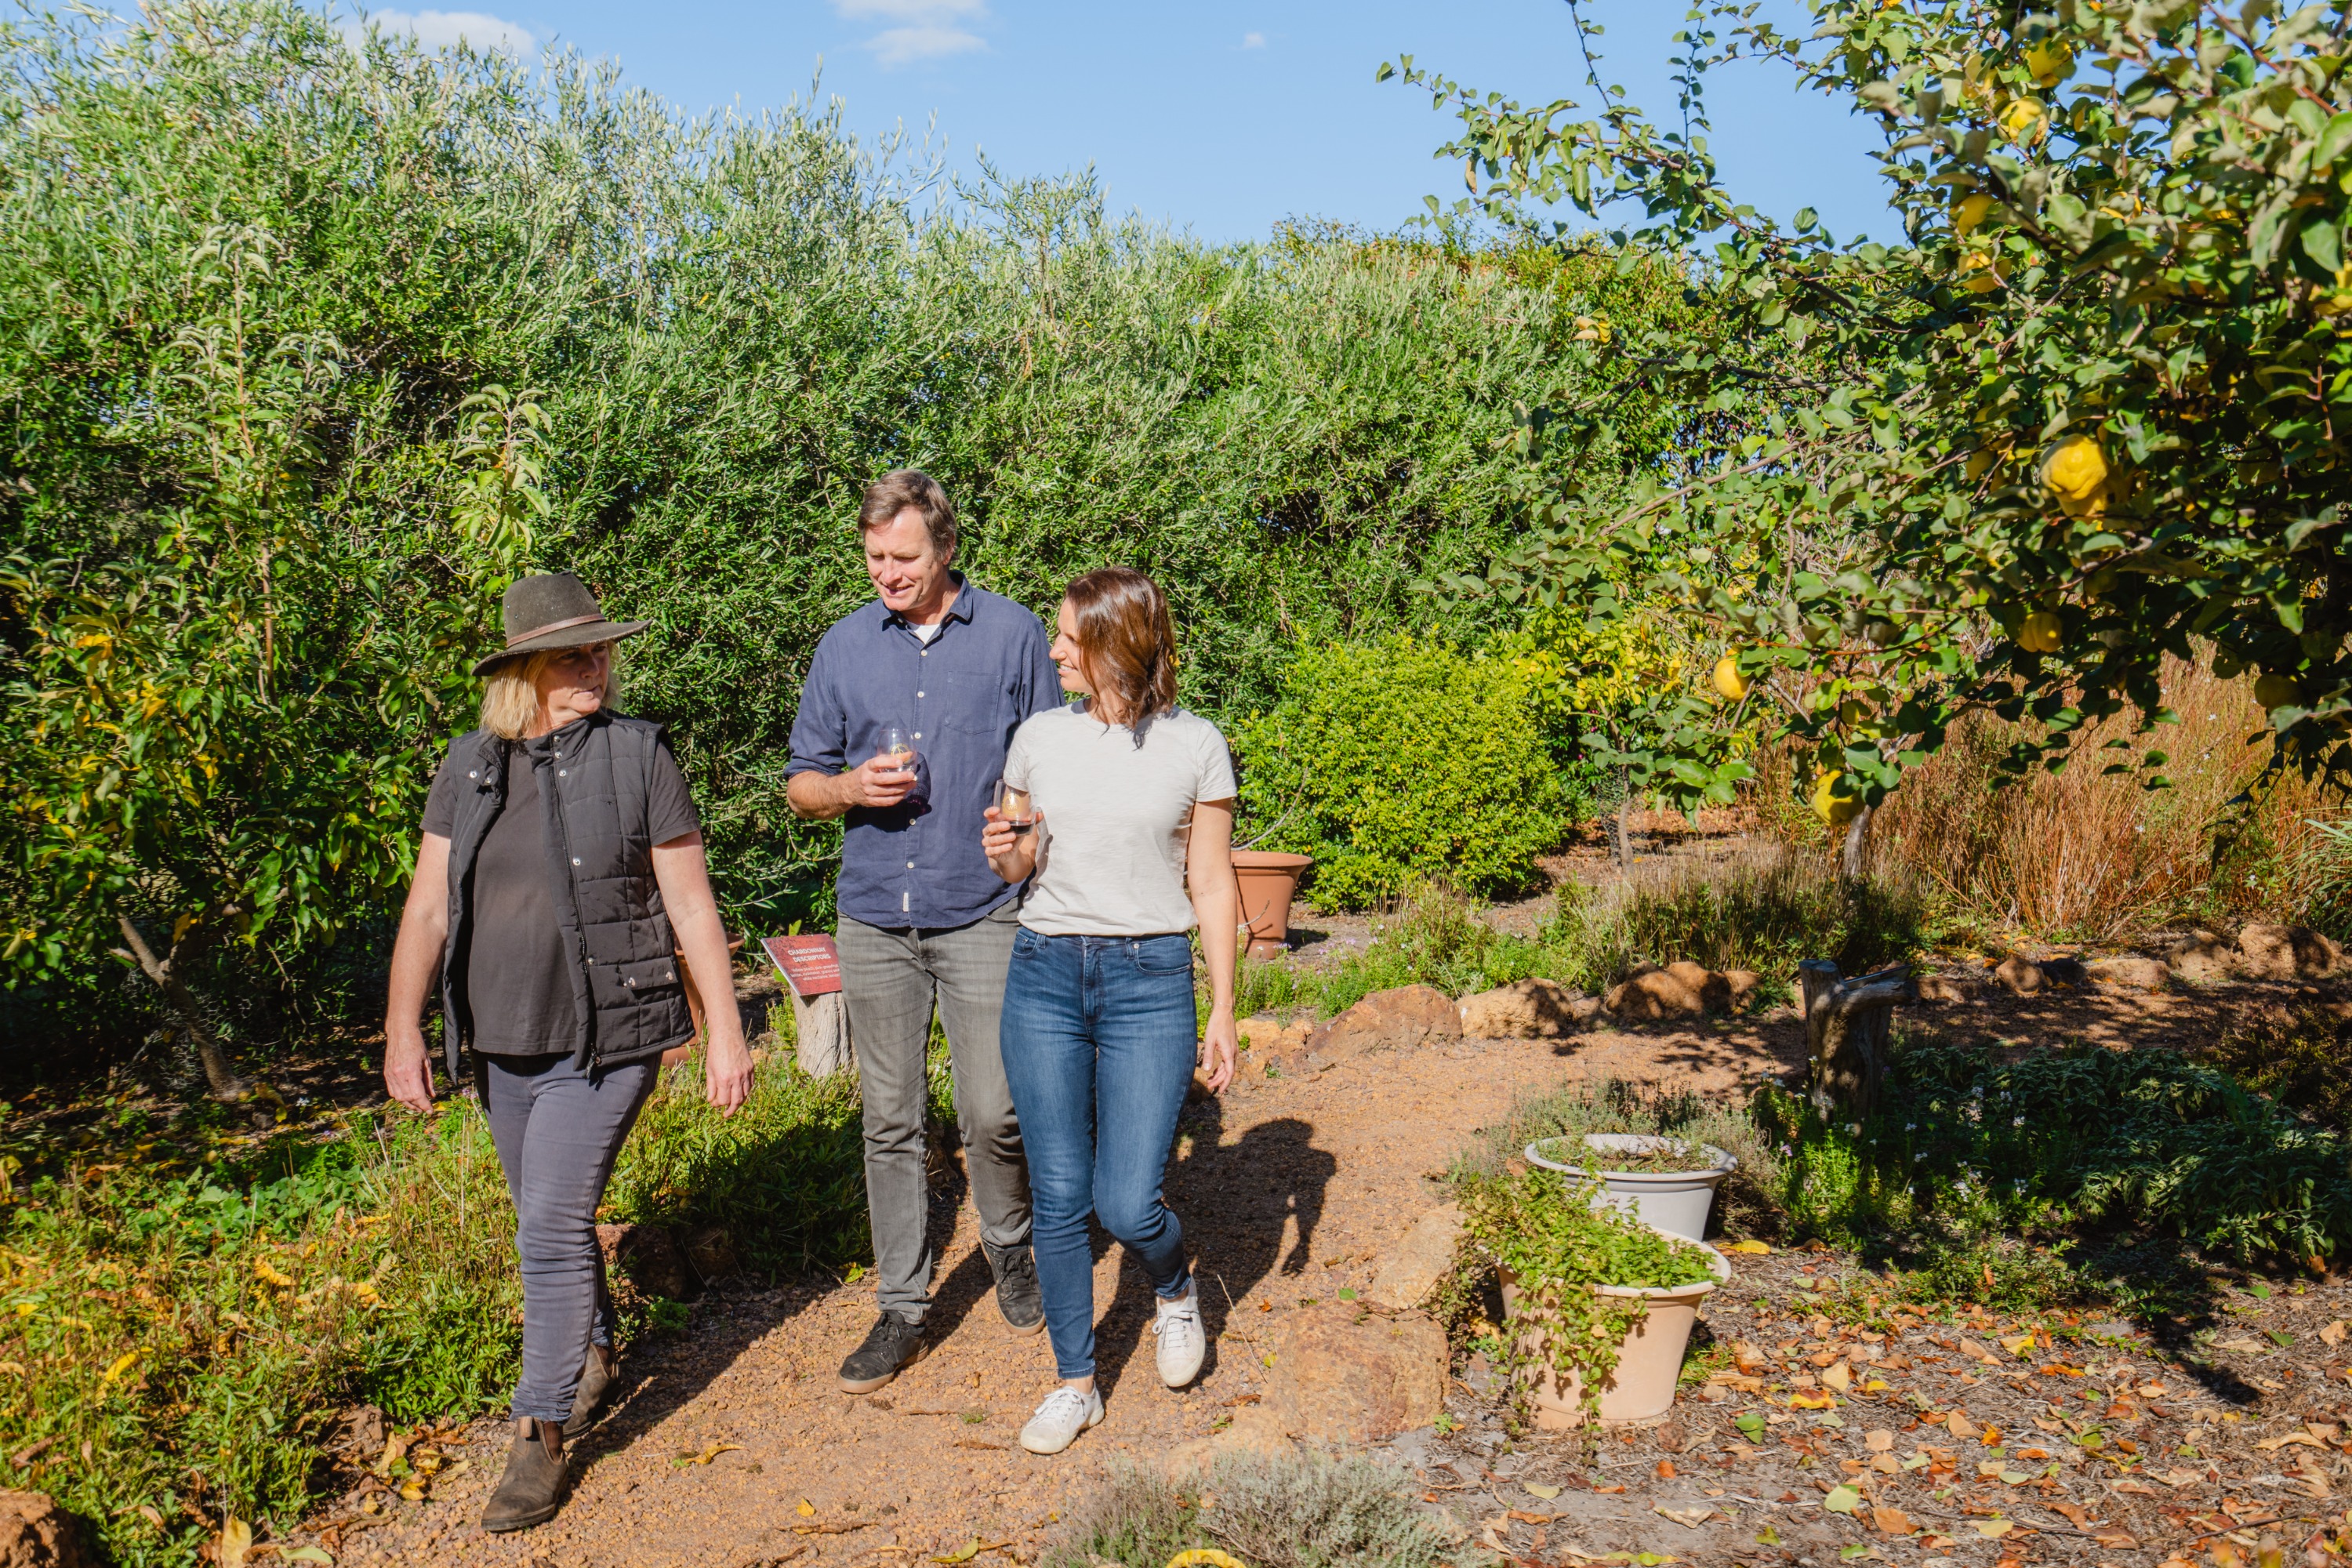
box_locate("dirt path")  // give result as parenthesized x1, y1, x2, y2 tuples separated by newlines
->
(325, 1020, 1793, 1566)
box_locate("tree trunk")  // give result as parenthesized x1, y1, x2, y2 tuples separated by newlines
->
(115, 912, 250, 1102)
(1797, 958, 1915, 1119)
(791, 990, 853, 1079)
(1840, 800, 1875, 883)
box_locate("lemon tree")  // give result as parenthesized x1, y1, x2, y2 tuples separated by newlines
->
(1389, 0, 2352, 832)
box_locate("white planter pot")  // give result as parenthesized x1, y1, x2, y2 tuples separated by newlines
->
(1525, 1133, 1737, 1242)
(1499, 1235, 1731, 1425)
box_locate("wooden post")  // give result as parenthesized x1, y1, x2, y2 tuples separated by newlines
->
(791, 991, 854, 1079)
(1797, 959, 1916, 1119)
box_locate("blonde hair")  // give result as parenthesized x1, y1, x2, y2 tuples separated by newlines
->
(478, 645, 622, 740)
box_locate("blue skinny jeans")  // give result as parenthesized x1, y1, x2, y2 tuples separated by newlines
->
(999, 928, 1198, 1380)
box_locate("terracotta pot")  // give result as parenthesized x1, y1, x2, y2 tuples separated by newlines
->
(1232, 851, 1313, 960)
(1500, 1234, 1730, 1427)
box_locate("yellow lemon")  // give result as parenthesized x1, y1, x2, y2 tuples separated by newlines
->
(2001, 97, 2048, 145)
(1812, 771, 1863, 829)
(1957, 250, 2008, 292)
(2018, 612, 2063, 654)
(2024, 39, 2073, 89)
(1712, 654, 1750, 701)
(1953, 194, 1995, 234)
(1963, 445, 2003, 481)
(2255, 673, 2302, 711)
(2040, 434, 2110, 517)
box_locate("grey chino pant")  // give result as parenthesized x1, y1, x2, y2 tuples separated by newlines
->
(838, 901, 1031, 1322)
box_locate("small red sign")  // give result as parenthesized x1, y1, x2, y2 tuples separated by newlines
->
(762, 934, 843, 999)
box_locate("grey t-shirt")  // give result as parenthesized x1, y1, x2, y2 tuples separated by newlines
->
(1002, 706, 1237, 937)
(421, 733, 700, 1056)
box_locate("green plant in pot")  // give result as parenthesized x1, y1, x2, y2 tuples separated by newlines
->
(1463, 1165, 1728, 1429)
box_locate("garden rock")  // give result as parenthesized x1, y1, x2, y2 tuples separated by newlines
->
(1915, 972, 1976, 1004)
(2164, 929, 2234, 982)
(2236, 923, 2344, 981)
(684, 1226, 738, 1282)
(1457, 978, 1584, 1038)
(1302, 985, 1459, 1058)
(597, 1222, 699, 1301)
(1265, 1305, 1447, 1443)
(1240, 1014, 1312, 1066)
(1604, 965, 1701, 1019)
(1992, 954, 2045, 994)
(0, 1492, 92, 1568)
(2086, 956, 2171, 992)
(1363, 1203, 1463, 1311)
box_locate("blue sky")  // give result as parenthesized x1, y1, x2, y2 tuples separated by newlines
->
(359, 1, 1899, 245)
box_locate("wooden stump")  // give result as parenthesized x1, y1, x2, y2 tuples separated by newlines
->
(1797, 959, 1917, 1119)
(791, 990, 854, 1079)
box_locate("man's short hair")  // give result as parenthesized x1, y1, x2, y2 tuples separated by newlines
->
(859, 470, 958, 557)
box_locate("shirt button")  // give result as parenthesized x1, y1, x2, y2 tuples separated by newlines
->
(916, 691, 924, 699)
(558, 769, 567, 777)
(906, 861, 916, 869)
(572, 858, 583, 866)
(913, 731, 922, 739)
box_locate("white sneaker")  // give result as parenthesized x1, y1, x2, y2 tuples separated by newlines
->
(1153, 1283, 1206, 1388)
(1018, 1385, 1103, 1455)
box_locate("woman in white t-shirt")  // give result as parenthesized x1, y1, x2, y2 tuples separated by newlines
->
(979, 565, 1240, 1456)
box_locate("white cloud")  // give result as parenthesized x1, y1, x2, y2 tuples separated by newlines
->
(362, 8, 535, 54)
(1241, 31, 1265, 48)
(830, 0, 987, 67)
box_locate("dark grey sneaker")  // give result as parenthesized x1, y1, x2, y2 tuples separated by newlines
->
(562, 1342, 618, 1439)
(481, 1419, 567, 1534)
(985, 1243, 1045, 1335)
(837, 1310, 926, 1393)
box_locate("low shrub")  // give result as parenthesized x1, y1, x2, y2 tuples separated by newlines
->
(0, 1050, 873, 1566)
(1754, 1042, 2352, 1271)
(1048, 1451, 1452, 1568)
(1234, 638, 1570, 909)
(2205, 1002, 2352, 1133)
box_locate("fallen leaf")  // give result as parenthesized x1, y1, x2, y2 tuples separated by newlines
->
(1592, 1484, 1625, 1494)
(1726, 1240, 1772, 1254)
(1707, 1372, 1764, 1392)
(1872, 1506, 1915, 1535)
(2137, 1382, 2167, 1398)
(797, 1500, 816, 1517)
(1999, 1334, 2037, 1357)
(1655, 1460, 1677, 1479)
(1506, 1510, 1550, 1525)
(1523, 1483, 1561, 1500)
(2257, 1432, 2322, 1450)
(281, 1551, 333, 1565)
(219, 1517, 253, 1568)
(673, 1441, 742, 1466)
(1864, 1428, 1894, 1452)
(2112, 1480, 2159, 1497)
(1946, 1412, 1977, 1440)
(1976, 1519, 2013, 1538)
(2048, 1501, 2091, 1527)
(2321, 1319, 2347, 1347)
(100, 1351, 140, 1385)
(1822, 1361, 1852, 1394)
(253, 1258, 295, 1289)
(1959, 1338, 2001, 1364)
(1653, 1505, 1715, 1529)
(1788, 1392, 1836, 1410)
(1822, 1484, 1862, 1515)
(931, 1541, 1011, 1564)
(2092, 1532, 2140, 1549)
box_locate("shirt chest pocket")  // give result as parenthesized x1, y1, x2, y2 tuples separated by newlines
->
(942, 666, 1017, 735)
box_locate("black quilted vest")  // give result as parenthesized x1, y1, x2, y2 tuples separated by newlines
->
(437, 710, 695, 1078)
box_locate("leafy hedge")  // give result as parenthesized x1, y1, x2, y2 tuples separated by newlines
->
(1234, 638, 1570, 908)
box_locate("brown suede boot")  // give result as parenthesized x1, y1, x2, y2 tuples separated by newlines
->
(481, 1417, 566, 1534)
(562, 1342, 619, 1439)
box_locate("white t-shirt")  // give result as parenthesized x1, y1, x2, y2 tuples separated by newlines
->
(1002, 705, 1238, 937)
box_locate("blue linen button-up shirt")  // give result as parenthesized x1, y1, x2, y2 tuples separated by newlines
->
(786, 576, 1062, 930)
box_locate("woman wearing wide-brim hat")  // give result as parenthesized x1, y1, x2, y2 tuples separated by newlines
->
(382, 572, 752, 1532)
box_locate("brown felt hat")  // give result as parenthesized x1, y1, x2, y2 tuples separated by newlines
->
(473, 572, 649, 675)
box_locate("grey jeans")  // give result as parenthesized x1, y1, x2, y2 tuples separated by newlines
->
(838, 902, 1031, 1321)
(477, 1051, 659, 1425)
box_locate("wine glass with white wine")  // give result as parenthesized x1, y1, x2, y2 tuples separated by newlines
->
(877, 724, 914, 777)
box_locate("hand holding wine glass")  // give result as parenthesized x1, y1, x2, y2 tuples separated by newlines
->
(844, 724, 920, 808)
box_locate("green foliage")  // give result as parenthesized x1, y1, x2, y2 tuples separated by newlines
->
(1753, 1042, 2352, 1270)
(2205, 1003, 2352, 1133)
(0, 1050, 873, 1564)
(1235, 639, 1570, 909)
(1047, 1452, 1452, 1568)
(0, 1, 1700, 1049)
(1396, 0, 2352, 822)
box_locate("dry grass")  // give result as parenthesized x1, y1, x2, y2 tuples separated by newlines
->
(1766, 659, 2336, 943)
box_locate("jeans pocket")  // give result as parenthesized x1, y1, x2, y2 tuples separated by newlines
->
(1011, 927, 1047, 960)
(1131, 935, 1194, 976)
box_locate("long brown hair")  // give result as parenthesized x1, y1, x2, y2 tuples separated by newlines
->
(1064, 566, 1178, 729)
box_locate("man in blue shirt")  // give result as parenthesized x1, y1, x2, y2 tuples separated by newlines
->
(786, 470, 1062, 1392)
